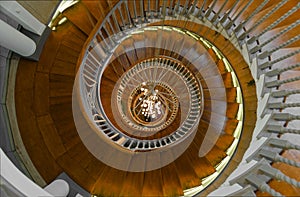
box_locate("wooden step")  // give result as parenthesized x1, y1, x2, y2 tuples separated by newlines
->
(34, 72, 49, 116)
(50, 59, 76, 77)
(55, 44, 80, 64)
(37, 114, 66, 160)
(276, 6, 299, 27)
(92, 166, 126, 196)
(62, 2, 97, 35)
(114, 52, 132, 70)
(49, 102, 79, 150)
(194, 119, 221, 150)
(85, 157, 107, 183)
(226, 87, 238, 103)
(119, 172, 144, 196)
(16, 90, 62, 183)
(225, 0, 252, 25)
(61, 38, 84, 54)
(217, 59, 227, 74)
(50, 96, 72, 105)
(161, 163, 184, 197)
(244, 4, 273, 34)
(39, 22, 85, 72)
(110, 60, 126, 77)
(224, 119, 239, 135)
(81, 0, 106, 21)
(187, 142, 216, 179)
(142, 170, 164, 197)
(66, 22, 89, 42)
(205, 145, 227, 167)
(255, 0, 298, 33)
(245, 0, 296, 37)
(49, 74, 74, 97)
(173, 153, 202, 190)
(226, 103, 240, 119)
(131, 35, 148, 60)
(120, 40, 140, 65)
(106, 56, 129, 79)
(207, 111, 228, 127)
(66, 138, 98, 165)
(57, 152, 96, 191)
(222, 72, 234, 88)
(215, 134, 235, 151)
(207, 48, 218, 63)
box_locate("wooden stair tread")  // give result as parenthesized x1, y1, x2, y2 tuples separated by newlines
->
(49, 74, 74, 97)
(215, 134, 235, 151)
(173, 153, 202, 190)
(217, 59, 227, 74)
(37, 32, 64, 73)
(224, 119, 239, 135)
(222, 72, 234, 88)
(226, 88, 238, 103)
(226, 103, 240, 119)
(207, 48, 218, 62)
(50, 59, 76, 77)
(49, 96, 72, 105)
(16, 93, 62, 183)
(119, 172, 144, 197)
(161, 163, 184, 197)
(24, 137, 62, 183)
(57, 153, 96, 191)
(12, 1, 268, 195)
(15, 59, 37, 92)
(187, 142, 216, 179)
(205, 145, 227, 167)
(66, 22, 89, 41)
(34, 72, 49, 116)
(92, 166, 126, 196)
(62, 2, 96, 35)
(55, 44, 81, 64)
(81, 0, 105, 20)
(84, 157, 107, 182)
(142, 170, 164, 197)
(37, 114, 66, 159)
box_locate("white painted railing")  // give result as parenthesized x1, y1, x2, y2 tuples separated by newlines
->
(0, 148, 69, 197)
(78, 0, 300, 196)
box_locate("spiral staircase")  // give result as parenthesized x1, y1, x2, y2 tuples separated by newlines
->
(1, 0, 300, 196)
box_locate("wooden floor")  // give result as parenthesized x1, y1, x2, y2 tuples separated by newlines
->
(14, 0, 300, 196)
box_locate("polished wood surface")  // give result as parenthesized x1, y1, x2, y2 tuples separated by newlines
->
(14, 0, 300, 196)
(15, 8, 252, 197)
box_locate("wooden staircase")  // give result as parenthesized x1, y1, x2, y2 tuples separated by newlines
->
(14, 0, 300, 196)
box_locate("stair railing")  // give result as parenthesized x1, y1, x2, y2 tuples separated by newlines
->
(78, 1, 300, 196)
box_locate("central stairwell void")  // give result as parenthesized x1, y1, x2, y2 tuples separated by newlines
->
(74, 24, 243, 179)
(72, 2, 246, 194)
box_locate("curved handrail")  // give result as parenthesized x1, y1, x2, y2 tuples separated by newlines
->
(77, 0, 300, 196)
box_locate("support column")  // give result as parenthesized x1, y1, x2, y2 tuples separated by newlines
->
(0, 1, 46, 35)
(0, 19, 36, 57)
